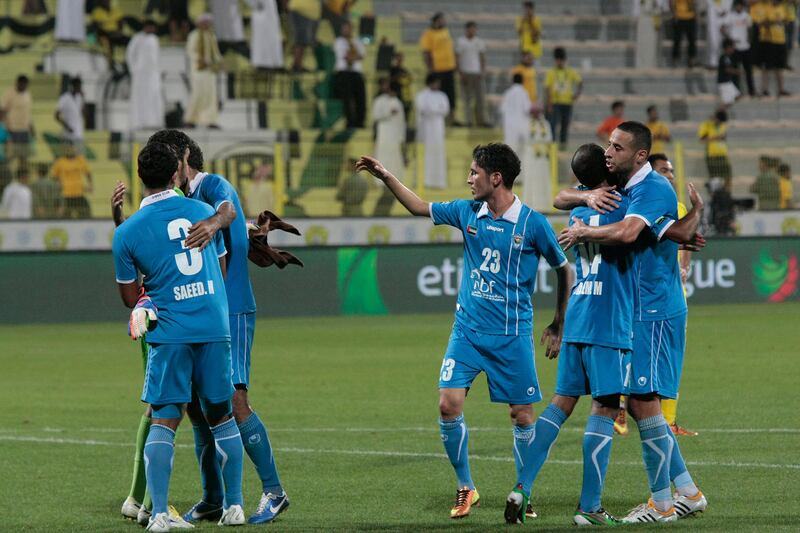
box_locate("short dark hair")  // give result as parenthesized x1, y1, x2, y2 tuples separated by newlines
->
(611, 100, 624, 111)
(646, 104, 657, 114)
(425, 72, 439, 86)
(648, 153, 669, 166)
(472, 143, 521, 189)
(722, 37, 735, 49)
(512, 73, 524, 84)
(616, 121, 652, 154)
(143, 18, 157, 27)
(554, 47, 566, 60)
(523, 1, 534, 8)
(431, 12, 444, 24)
(571, 143, 609, 189)
(16, 74, 29, 84)
(147, 129, 204, 171)
(465, 21, 476, 29)
(138, 142, 178, 189)
(779, 163, 790, 176)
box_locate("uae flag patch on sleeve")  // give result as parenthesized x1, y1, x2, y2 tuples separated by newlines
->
(467, 225, 478, 236)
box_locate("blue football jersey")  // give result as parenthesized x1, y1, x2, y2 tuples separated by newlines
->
(563, 195, 635, 350)
(112, 191, 230, 344)
(189, 172, 256, 314)
(624, 167, 687, 321)
(431, 197, 567, 336)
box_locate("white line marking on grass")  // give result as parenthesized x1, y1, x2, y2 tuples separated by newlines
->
(2, 435, 799, 471)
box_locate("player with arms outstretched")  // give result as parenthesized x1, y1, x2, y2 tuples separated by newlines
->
(112, 142, 245, 531)
(357, 143, 572, 524)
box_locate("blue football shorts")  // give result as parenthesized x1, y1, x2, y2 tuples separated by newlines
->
(556, 342, 631, 398)
(142, 341, 234, 406)
(438, 322, 542, 405)
(625, 313, 687, 400)
(230, 312, 255, 388)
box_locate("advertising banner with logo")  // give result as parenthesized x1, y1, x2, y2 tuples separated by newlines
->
(0, 238, 797, 324)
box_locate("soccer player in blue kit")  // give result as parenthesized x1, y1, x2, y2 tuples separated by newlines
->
(356, 143, 573, 524)
(112, 142, 245, 531)
(558, 122, 708, 523)
(515, 143, 633, 526)
(144, 130, 288, 525)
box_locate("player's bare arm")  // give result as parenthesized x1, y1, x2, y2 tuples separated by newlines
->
(663, 183, 704, 245)
(540, 264, 573, 359)
(111, 180, 126, 227)
(356, 156, 430, 216)
(117, 281, 140, 308)
(553, 185, 621, 214)
(186, 202, 236, 251)
(559, 216, 646, 250)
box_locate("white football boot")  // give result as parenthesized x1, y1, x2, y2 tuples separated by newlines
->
(121, 496, 141, 519)
(218, 504, 246, 526)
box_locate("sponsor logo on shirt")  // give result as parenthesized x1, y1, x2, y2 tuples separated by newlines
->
(486, 225, 504, 233)
(469, 269, 505, 302)
(467, 225, 478, 236)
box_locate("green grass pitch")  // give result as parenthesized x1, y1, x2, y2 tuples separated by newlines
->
(1, 303, 798, 532)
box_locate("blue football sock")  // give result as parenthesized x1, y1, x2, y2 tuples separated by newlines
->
(211, 418, 245, 507)
(439, 415, 474, 489)
(192, 422, 224, 506)
(143, 424, 176, 516)
(636, 415, 673, 510)
(517, 404, 568, 496)
(238, 411, 283, 495)
(579, 415, 615, 513)
(668, 430, 699, 496)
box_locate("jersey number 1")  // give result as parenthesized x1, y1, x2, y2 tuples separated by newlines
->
(167, 218, 203, 276)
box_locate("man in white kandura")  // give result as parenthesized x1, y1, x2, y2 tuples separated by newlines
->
(126, 19, 165, 131)
(247, 0, 284, 69)
(185, 13, 223, 128)
(415, 73, 450, 189)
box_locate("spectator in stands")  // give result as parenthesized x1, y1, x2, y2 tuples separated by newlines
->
(779, 162, 794, 209)
(55, 77, 86, 152)
(501, 74, 532, 163)
(705, 0, 732, 69)
(525, 103, 553, 212)
(752, 0, 790, 96)
(1, 75, 33, 163)
(336, 158, 368, 216)
(185, 14, 223, 129)
(516, 1, 542, 61)
(784, 0, 797, 66)
(390, 52, 412, 119)
(31, 162, 64, 218)
(372, 79, 405, 216)
(334, 21, 366, 128)
(456, 21, 489, 128)
(23, 0, 47, 15)
(55, 0, 86, 43)
(699, 108, 732, 187)
(0, 167, 32, 219)
(289, 0, 322, 72)
(718, 38, 742, 106)
(511, 51, 537, 105)
(243, 163, 274, 217)
(126, 19, 165, 130)
(323, 0, 355, 37)
(0, 118, 8, 178)
(751, 156, 781, 209)
(51, 141, 92, 218)
(646, 105, 672, 155)
(596, 100, 625, 143)
(671, 0, 698, 67)
(544, 47, 581, 149)
(210, 0, 245, 49)
(707, 177, 736, 234)
(722, 0, 755, 97)
(415, 73, 449, 189)
(420, 13, 458, 124)
(168, 0, 190, 42)
(91, 0, 126, 67)
(247, 0, 284, 70)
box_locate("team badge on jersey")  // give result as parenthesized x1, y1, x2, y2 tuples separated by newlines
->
(513, 234, 523, 249)
(467, 225, 478, 236)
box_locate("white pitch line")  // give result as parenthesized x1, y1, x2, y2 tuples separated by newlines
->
(1, 434, 799, 471)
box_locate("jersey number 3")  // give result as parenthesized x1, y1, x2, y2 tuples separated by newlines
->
(167, 218, 203, 276)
